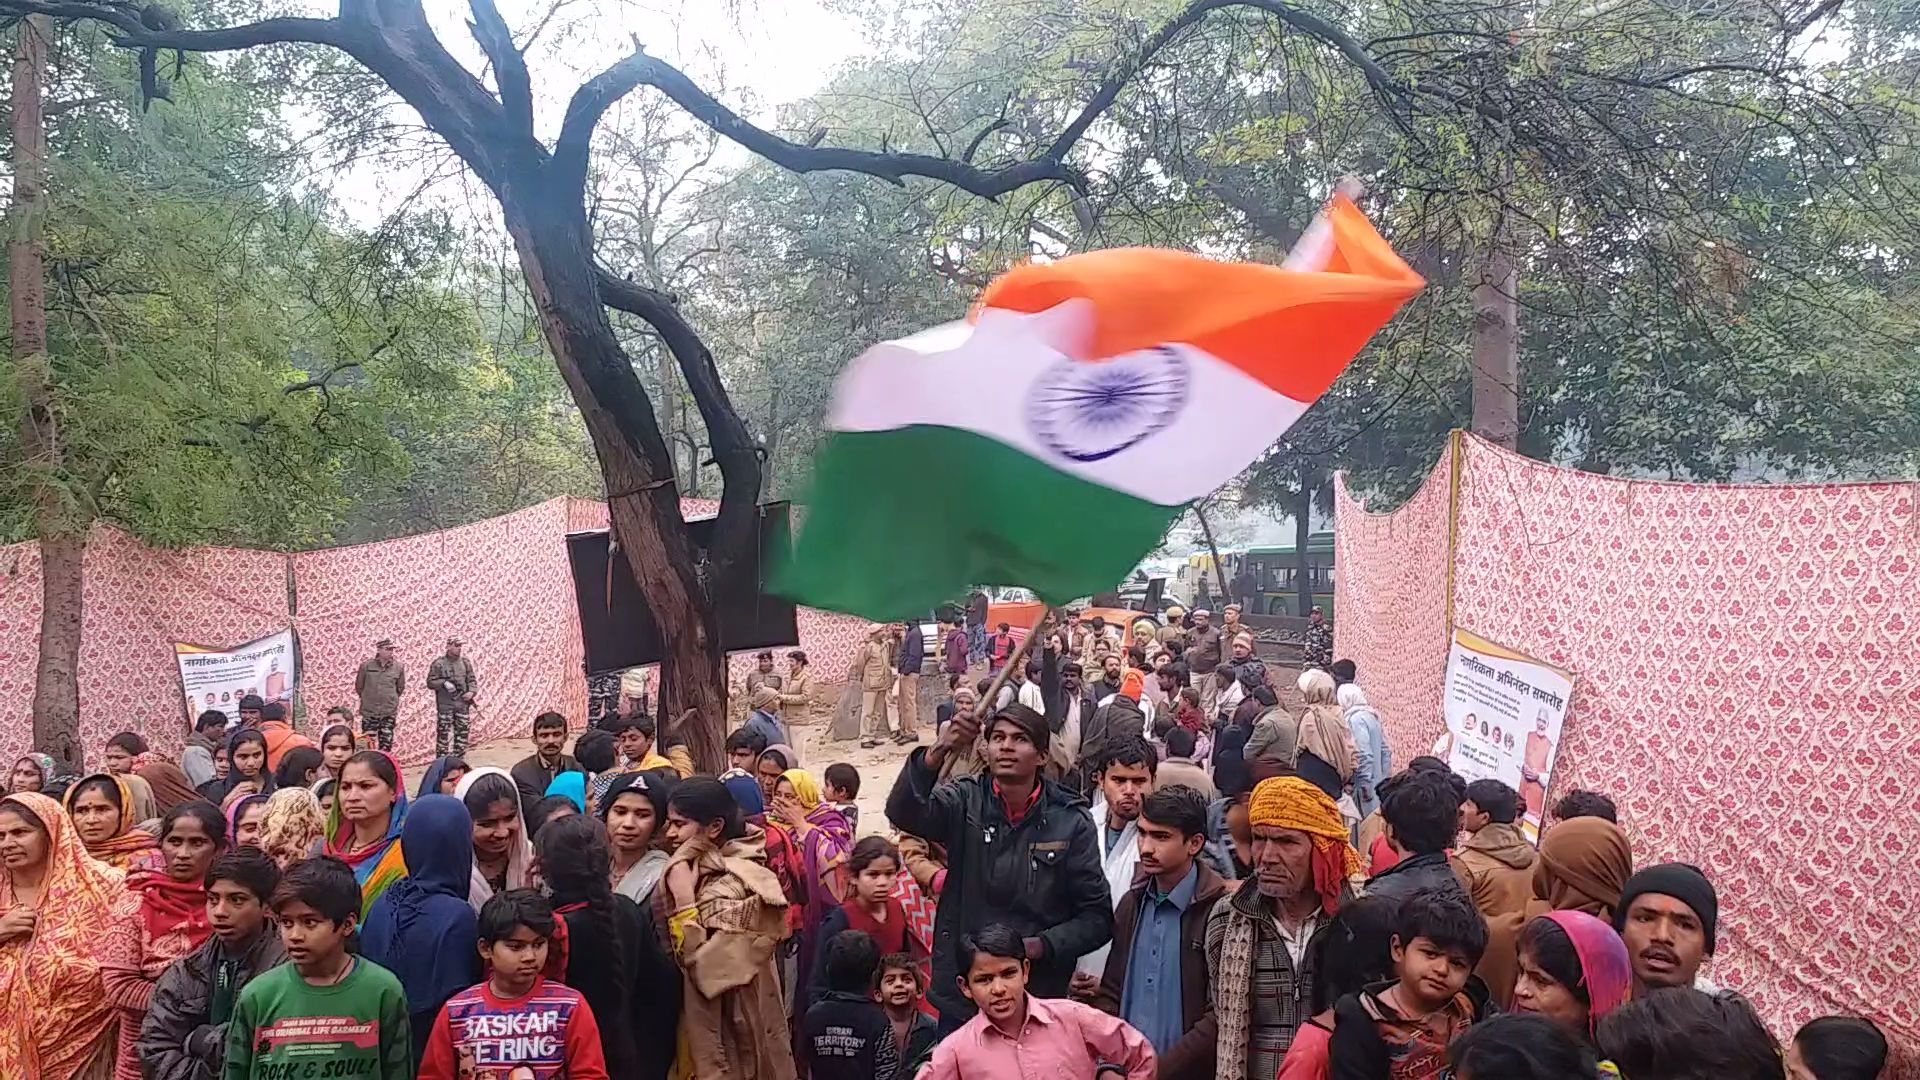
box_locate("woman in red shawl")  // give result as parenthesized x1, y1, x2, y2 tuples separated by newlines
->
(1173, 686, 1213, 760)
(0, 791, 125, 1078)
(63, 773, 162, 872)
(100, 801, 225, 1080)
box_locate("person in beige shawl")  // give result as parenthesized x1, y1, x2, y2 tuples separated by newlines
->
(661, 777, 796, 1079)
(1292, 668, 1357, 801)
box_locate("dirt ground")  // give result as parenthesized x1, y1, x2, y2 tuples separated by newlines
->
(460, 680, 911, 835)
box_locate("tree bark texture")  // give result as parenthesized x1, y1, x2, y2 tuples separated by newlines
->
(11, 14, 84, 770)
(499, 179, 728, 770)
(1471, 220, 1520, 448)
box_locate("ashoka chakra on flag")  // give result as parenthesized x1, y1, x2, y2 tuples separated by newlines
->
(776, 191, 1425, 620)
(1026, 346, 1190, 463)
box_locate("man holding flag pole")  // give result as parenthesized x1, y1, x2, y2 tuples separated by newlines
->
(884, 604, 1113, 1031)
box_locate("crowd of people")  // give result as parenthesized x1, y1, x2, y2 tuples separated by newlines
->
(0, 609, 1895, 1079)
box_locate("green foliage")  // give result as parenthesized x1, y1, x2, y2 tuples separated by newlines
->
(1, 22, 600, 549)
(707, 0, 1920, 512)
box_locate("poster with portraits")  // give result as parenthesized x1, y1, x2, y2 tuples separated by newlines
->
(1433, 627, 1576, 842)
(175, 628, 298, 724)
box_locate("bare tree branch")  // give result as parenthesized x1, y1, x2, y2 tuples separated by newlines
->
(467, 0, 532, 134)
(595, 268, 764, 579)
(962, 117, 1010, 163)
(558, 43, 1087, 198)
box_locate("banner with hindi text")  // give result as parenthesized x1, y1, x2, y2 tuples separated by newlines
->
(1436, 627, 1575, 841)
(174, 628, 298, 724)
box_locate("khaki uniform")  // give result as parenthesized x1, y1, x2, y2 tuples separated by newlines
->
(354, 657, 405, 751)
(778, 667, 817, 727)
(859, 639, 893, 740)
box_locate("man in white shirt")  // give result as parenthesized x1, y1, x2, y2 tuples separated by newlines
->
(1069, 735, 1158, 996)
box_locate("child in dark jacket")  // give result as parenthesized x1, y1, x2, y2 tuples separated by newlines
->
(137, 850, 286, 1080)
(876, 950, 939, 1073)
(1329, 887, 1492, 1080)
(800, 931, 901, 1079)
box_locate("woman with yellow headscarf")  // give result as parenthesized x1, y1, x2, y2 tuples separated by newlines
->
(766, 767, 852, 1017)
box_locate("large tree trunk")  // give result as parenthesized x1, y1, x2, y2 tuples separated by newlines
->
(11, 15, 83, 771)
(500, 176, 727, 770)
(656, 341, 676, 486)
(1471, 218, 1520, 448)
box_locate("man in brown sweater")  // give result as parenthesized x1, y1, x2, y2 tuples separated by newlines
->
(1452, 777, 1536, 919)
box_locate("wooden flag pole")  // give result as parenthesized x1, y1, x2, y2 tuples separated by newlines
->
(973, 605, 1057, 720)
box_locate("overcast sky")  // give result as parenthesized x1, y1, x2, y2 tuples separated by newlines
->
(318, 0, 868, 221)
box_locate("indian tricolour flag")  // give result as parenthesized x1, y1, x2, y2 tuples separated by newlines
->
(777, 193, 1424, 619)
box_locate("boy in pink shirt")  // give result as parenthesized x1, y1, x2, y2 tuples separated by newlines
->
(917, 925, 1154, 1080)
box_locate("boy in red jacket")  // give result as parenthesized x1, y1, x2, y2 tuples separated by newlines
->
(418, 889, 607, 1080)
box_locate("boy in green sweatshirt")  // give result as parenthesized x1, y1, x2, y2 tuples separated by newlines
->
(223, 855, 412, 1080)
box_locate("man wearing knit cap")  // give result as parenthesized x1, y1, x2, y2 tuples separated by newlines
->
(1615, 862, 1719, 996)
(1204, 776, 1360, 1080)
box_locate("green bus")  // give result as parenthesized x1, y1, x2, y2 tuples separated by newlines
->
(1239, 531, 1337, 617)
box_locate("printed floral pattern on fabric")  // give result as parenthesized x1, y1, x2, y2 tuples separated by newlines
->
(1336, 433, 1920, 1060)
(0, 528, 288, 757)
(0, 496, 876, 765)
(1333, 445, 1454, 760)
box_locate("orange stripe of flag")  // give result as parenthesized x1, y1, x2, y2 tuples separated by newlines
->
(978, 194, 1423, 403)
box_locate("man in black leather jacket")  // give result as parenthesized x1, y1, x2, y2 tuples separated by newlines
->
(887, 701, 1113, 1028)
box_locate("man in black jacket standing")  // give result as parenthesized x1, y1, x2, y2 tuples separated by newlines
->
(887, 701, 1113, 1030)
(893, 620, 927, 745)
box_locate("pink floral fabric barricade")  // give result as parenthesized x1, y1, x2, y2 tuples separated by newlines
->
(1336, 432, 1920, 1069)
(0, 528, 288, 755)
(1, 496, 875, 767)
(1332, 445, 1454, 760)
(290, 499, 584, 764)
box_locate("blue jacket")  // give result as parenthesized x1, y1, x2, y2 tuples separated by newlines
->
(897, 626, 925, 676)
(1346, 704, 1390, 821)
(741, 709, 792, 758)
(358, 794, 481, 1063)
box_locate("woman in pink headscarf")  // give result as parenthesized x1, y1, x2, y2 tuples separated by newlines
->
(1511, 909, 1632, 1050)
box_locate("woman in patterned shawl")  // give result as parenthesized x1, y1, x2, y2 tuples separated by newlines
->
(767, 766, 852, 1016)
(63, 773, 163, 872)
(0, 791, 125, 1078)
(323, 750, 410, 906)
(8, 752, 55, 794)
(660, 778, 796, 1078)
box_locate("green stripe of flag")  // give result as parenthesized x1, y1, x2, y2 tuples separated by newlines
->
(775, 426, 1181, 620)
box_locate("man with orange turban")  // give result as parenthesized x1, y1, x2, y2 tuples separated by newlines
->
(1203, 777, 1361, 1080)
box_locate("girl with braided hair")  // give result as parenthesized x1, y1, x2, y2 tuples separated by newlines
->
(533, 813, 673, 1078)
